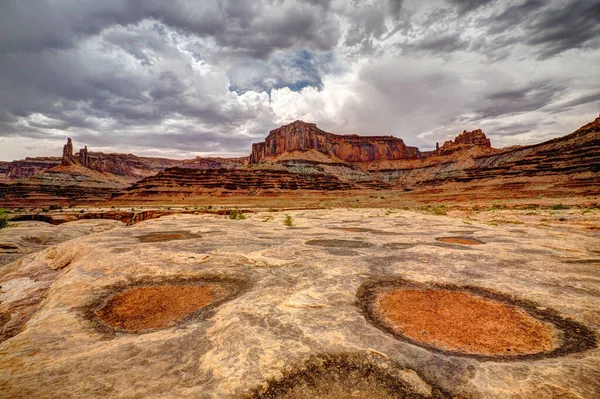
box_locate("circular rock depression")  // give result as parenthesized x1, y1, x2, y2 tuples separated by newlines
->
(306, 239, 373, 249)
(435, 236, 484, 245)
(358, 279, 597, 360)
(91, 277, 246, 334)
(138, 231, 200, 243)
(245, 353, 449, 399)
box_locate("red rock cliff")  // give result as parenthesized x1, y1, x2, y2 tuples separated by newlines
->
(436, 129, 492, 156)
(250, 121, 421, 163)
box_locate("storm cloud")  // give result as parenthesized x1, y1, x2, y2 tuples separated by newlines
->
(0, 0, 598, 160)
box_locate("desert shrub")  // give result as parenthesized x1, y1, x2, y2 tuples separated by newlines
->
(0, 208, 8, 229)
(551, 203, 569, 210)
(229, 209, 246, 220)
(284, 214, 293, 226)
(431, 205, 447, 215)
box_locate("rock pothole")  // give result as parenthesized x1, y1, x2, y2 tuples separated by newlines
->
(88, 277, 247, 334)
(245, 353, 450, 399)
(435, 237, 484, 245)
(137, 231, 200, 243)
(330, 227, 375, 233)
(383, 243, 417, 250)
(358, 279, 597, 361)
(306, 239, 373, 249)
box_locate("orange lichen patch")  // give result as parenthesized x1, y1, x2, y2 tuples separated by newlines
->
(377, 289, 559, 355)
(96, 284, 226, 333)
(436, 237, 483, 245)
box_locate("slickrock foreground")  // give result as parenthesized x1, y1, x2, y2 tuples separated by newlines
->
(1, 209, 599, 398)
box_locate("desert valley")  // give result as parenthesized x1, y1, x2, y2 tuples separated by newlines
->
(1, 117, 599, 398)
(2, 0, 600, 397)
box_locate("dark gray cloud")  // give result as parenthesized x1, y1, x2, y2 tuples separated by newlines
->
(484, 0, 600, 59)
(0, 0, 340, 58)
(473, 82, 566, 119)
(449, 0, 496, 14)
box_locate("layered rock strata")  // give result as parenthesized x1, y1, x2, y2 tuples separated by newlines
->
(120, 167, 353, 198)
(376, 116, 600, 192)
(251, 121, 421, 163)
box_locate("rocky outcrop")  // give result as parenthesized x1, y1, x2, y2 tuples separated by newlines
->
(378, 116, 600, 193)
(60, 138, 184, 179)
(435, 129, 492, 156)
(62, 138, 75, 165)
(250, 121, 421, 163)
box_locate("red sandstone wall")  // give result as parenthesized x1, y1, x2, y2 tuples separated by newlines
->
(250, 121, 421, 163)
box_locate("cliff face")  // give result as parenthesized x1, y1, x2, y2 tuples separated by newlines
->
(378, 116, 600, 194)
(60, 138, 184, 179)
(435, 129, 492, 156)
(5, 157, 62, 179)
(250, 121, 421, 163)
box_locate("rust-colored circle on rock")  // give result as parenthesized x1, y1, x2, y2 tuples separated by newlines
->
(358, 279, 597, 361)
(89, 277, 249, 335)
(96, 284, 226, 333)
(436, 236, 484, 245)
(378, 289, 557, 356)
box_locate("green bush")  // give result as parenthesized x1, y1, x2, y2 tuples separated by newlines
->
(431, 205, 447, 215)
(551, 203, 569, 210)
(0, 208, 8, 229)
(229, 209, 246, 220)
(284, 214, 293, 226)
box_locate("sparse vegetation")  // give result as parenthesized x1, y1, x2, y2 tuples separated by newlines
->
(431, 205, 447, 215)
(229, 209, 246, 220)
(551, 203, 569, 210)
(284, 214, 294, 226)
(0, 208, 8, 229)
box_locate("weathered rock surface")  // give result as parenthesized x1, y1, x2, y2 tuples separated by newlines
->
(250, 121, 421, 163)
(435, 129, 493, 156)
(0, 219, 122, 267)
(0, 210, 599, 398)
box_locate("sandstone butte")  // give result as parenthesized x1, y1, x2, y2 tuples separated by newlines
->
(250, 120, 422, 163)
(0, 116, 599, 207)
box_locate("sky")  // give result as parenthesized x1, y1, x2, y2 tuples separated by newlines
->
(0, 0, 599, 161)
